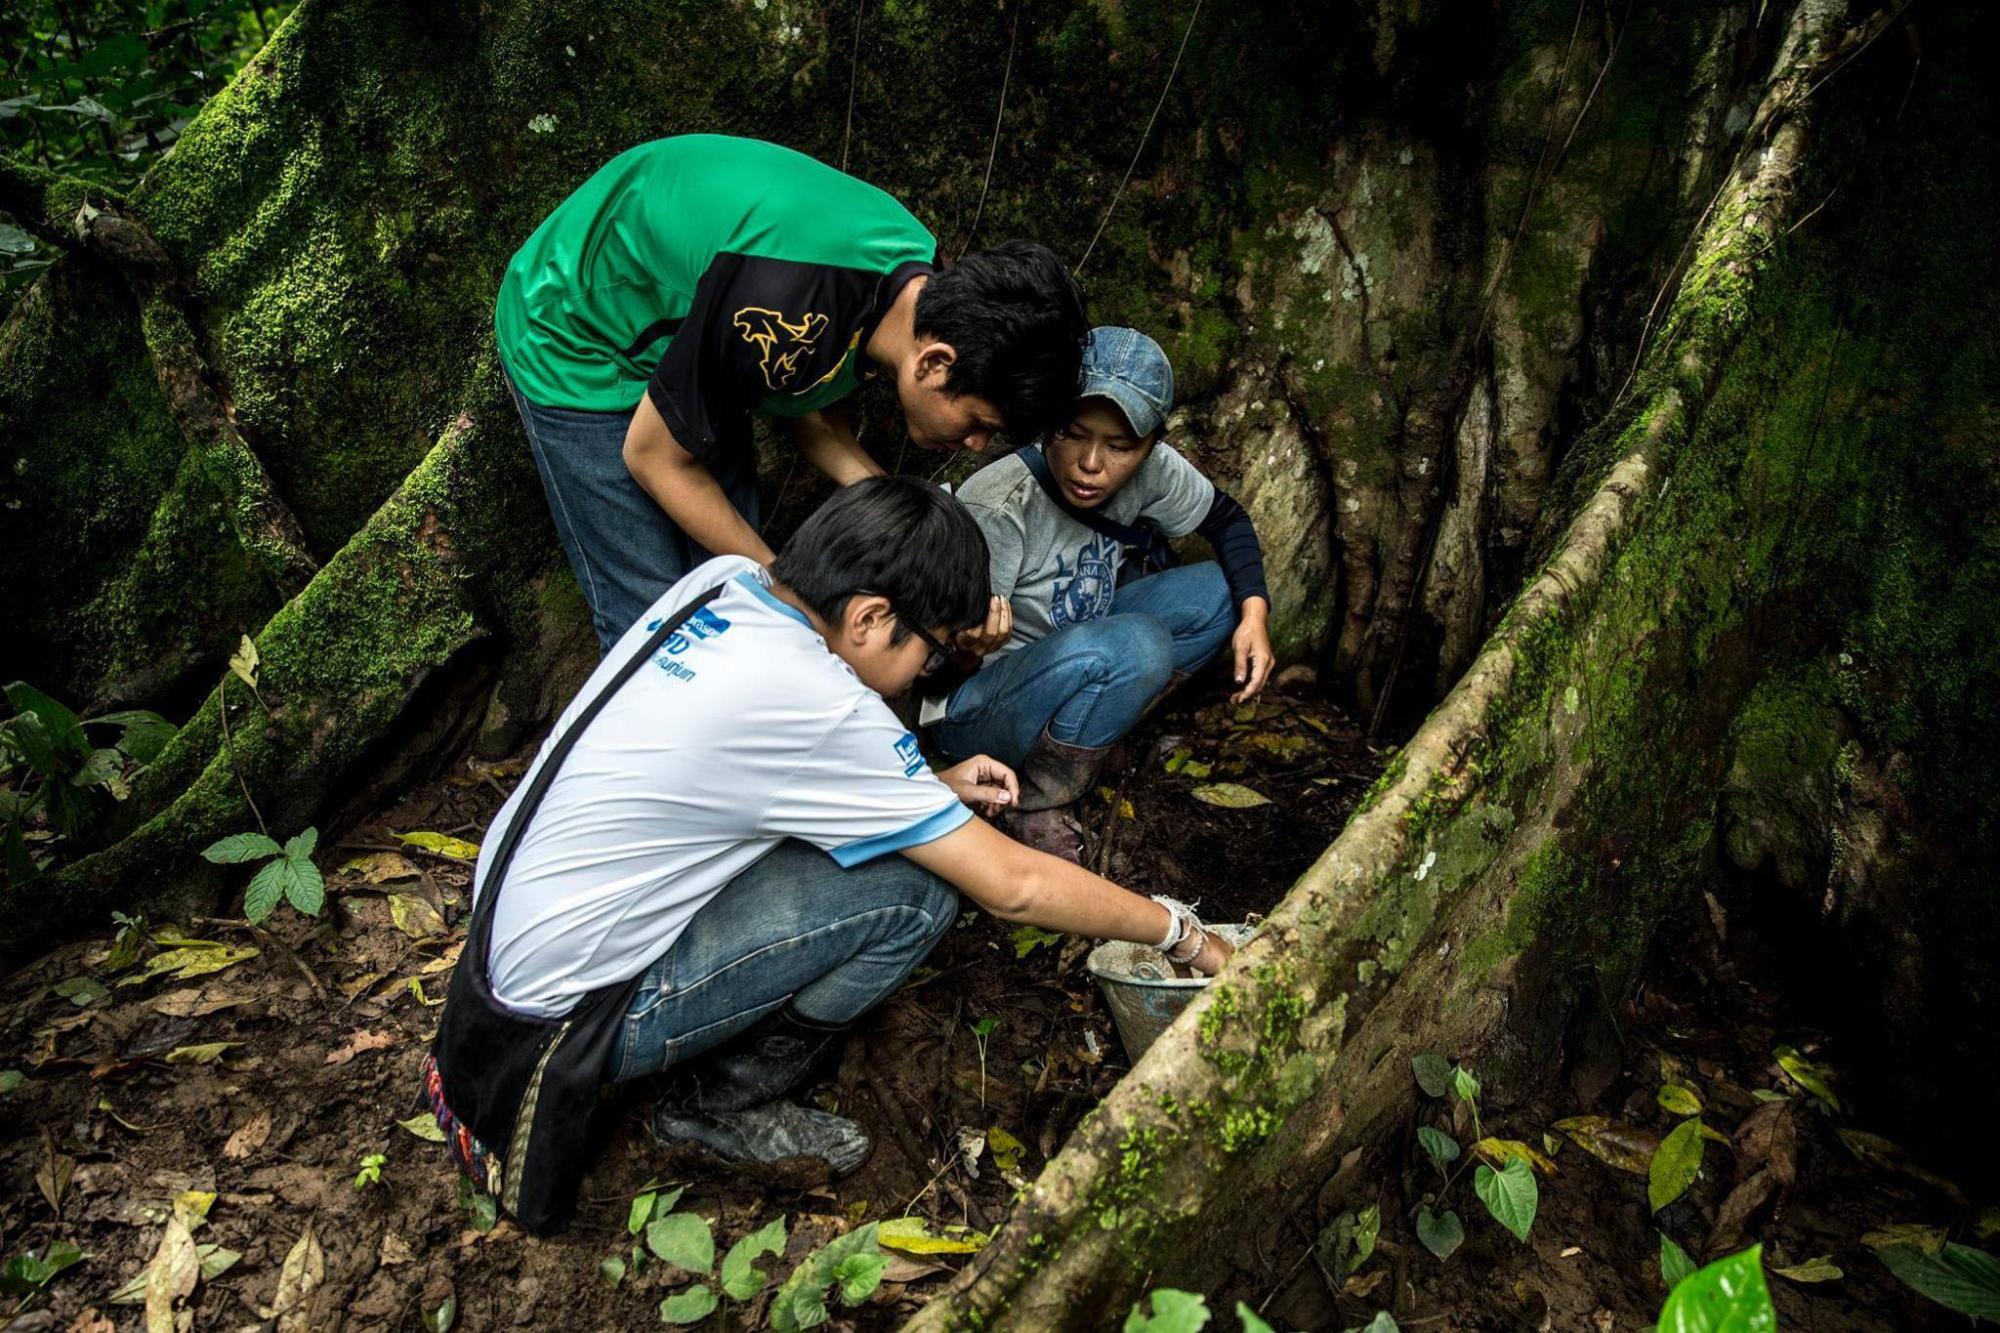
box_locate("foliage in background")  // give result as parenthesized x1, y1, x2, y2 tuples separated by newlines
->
(2, 680, 172, 883)
(0, 0, 293, 303)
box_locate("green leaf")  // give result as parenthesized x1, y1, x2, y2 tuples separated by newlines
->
(1190, 783, 1270, 809)
(1012, 925, 1063, 958)
(770, 1224, 879, 1333)
(648, 1213, 715, 1274)
(1411, 1052, 1453, 1098)
(720, 1216, 787, 1300)
(282, 853, 326, 916)
(396, 830, 481, 859)
(1416, 1126, 1459, 1170)
(1124, 1288, 1212, 1333)
(458, 1178, 497, 1233)
(660, 1283, 718, 1324)
(1235, 1301, 1278, 1332)
(628, 1191, 660, 1235)
(1650, 1117, 1706, 1212)
(1657, 1247, 1776, 1332)
(832, 1251, 886, 1305)
(7, 682, 87, 765)
(1877, 1242, 2000, 1321)
(0, 1239, 85, 1296)
(202, 832, 282, 864)
(284, 827, 319, 860)
(1474, 1158, 1538, 1242)
(599, 1255, 626, 1286)
(243, 858, 288, 923)
(423, 1293, 457, 1333)
(1770, 1256, 1842, 1283)
(228, 635, 259, 690)
(1343, 1316, 1400, 1333)
(71, 747, 124, 789)
(398, 1113, 446, 1142)
(1352, 1203, 1380, 1273)
(80, 34, 147, 76)
(95, 710, 175, 764)
(1660, 1232, 1697, 1288)
(1772, 1044, 1841, 1113)
(0, 1070, 22, 1094)
(53, 975, 108, 1007)
(1415, 1208, 1464, 1260)
(1450, 1064, 1481, 1104)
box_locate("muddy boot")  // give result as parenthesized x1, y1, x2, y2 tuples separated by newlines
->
(1007, 728, 1111, 864)
(691, 1005, 847, 1114)
(651, 1099, 872, 1175)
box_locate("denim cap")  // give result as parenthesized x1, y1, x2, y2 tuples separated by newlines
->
(1078, 326, 1175, 439)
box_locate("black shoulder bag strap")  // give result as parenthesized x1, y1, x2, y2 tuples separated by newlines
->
(1017, 444, 1179, 575)
(467, 581, 728, 965)
(434, 581, 726, 1234)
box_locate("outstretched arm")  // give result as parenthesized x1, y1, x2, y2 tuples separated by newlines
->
(786, 404, 886, 486)
(624, 392, 777, 566)
(902, 816, 1233, 974)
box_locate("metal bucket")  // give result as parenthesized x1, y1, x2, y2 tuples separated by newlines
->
(1087, 924, 1254, 1062)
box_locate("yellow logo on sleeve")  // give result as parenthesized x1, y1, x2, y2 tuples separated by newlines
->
(733, 307, 831, 391)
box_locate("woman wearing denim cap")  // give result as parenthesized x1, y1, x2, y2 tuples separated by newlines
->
(923, 326, 1275, 860)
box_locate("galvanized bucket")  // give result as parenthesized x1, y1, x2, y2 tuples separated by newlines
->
(1087, 924, 1254, 1062)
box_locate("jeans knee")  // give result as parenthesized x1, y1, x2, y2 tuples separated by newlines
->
(1125, 616, 1177, 690)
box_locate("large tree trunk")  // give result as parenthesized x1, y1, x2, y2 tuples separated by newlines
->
(4, 0, 1993, 1323)
(910, 1, 2000, 1323)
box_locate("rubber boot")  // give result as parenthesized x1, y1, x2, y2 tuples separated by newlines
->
(651, 1005, 869, 1173)
(1007, 727, 1111, 864)
(690, 1005, 847, 1114)
(651, 1099, 872, 1175)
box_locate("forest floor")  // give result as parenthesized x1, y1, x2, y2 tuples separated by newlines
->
(0, 672, 1986, 1331)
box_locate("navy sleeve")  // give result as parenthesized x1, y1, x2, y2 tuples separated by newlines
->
(1195, 488, 1270, 608)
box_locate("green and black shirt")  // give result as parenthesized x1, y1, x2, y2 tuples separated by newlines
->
(494, 134, 937, 465)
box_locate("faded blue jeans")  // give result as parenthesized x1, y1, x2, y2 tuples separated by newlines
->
(932, 562, 1236, 768)
(504, 370, 762, 655)
(611, 840, 957, 1082)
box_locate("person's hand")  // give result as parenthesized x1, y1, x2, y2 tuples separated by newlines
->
(1190, 928, 1234, 976)
(1229, 599, 1274, 704)
(941, 754, 1018, 818)
(954, 596, 1013, 657)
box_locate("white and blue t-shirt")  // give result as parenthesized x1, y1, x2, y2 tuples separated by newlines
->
(477, 556, 971, 1017)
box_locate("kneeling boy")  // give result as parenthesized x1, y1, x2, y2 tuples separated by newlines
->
(424, 477, 1232, 1233)
(929, 327, 1275, 858)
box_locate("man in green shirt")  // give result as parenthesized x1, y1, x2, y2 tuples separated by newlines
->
(496, 134, 1090, 651)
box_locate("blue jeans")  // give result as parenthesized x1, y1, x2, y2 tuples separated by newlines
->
(504, 371, 763, 654)
(932, 562, 1236, 767)
(611, 840, 957, 1082)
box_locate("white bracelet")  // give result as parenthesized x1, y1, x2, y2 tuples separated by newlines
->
(1149, 895, 1199, 953)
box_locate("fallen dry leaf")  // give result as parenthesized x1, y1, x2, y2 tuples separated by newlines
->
(65, 1310, 115, 1333)
(150, 985, 258, 1018)
(1708, 1167, 1781, 1255)
(1552, 1116, 1657, 1176)
(260, 1225, 325, 1331)
(143, 1214, 199, 1333)
(338, 851, 422, 883)
(1736, 1100, 1798, 1188)
(222, 1112, 272, 1161)
(389, 893, 446, 940)
(378, 1232, 414, 1266)
(325, 1029, 398, 1065)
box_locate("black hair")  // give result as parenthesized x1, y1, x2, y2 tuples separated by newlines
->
(770, 476, 990, 640)
(914, 240, 1089, 443)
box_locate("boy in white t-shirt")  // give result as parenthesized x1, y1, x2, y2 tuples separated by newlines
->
(929, 327, 1276, 860)
(426, 478, 1231, 1224)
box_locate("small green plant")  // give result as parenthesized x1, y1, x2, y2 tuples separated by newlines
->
(1653, 1246, 1776, 1329)
(767, 1223, 885, 1333)
(1406, 1054, 1539, 1256)
(970, 1016, 1001, 1107)
(2, 680, 170, 881)
(456, 1177, 497, 1233)
(1, 1240, 85, 1319)
(1125, 1288, 1362, 1331)
(353, 1153, 385, 1190)
(201, 826, 325, 924)
(1876, 1238, 2000, 1322)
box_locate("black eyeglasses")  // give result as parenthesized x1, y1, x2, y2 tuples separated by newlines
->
(858, 589, 950, 675)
